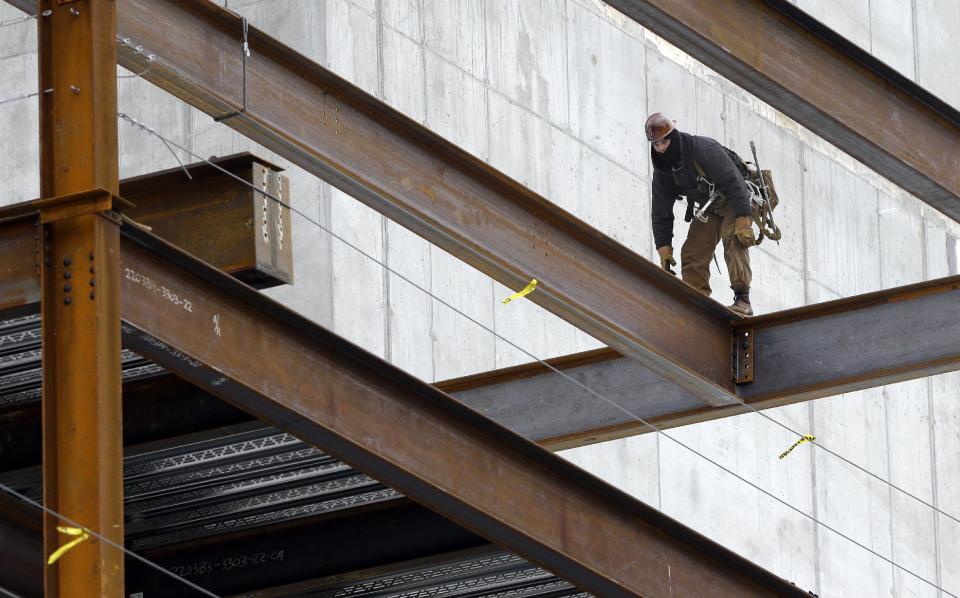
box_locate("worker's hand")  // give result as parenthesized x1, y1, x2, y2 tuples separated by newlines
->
(734, 216, 756, 248)
(657, 246, 676, 275)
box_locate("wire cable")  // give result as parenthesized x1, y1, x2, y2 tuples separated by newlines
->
(0, 481, 221, 597)
(0, 89, 51, 107)
(118, 111, 957, 597)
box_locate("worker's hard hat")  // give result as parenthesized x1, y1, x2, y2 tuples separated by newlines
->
(645, 113, 675, 142)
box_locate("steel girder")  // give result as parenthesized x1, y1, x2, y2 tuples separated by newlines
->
(117, 225, 806, 598)
(605, 0, 960, 222)
(104, 0, 736, 407)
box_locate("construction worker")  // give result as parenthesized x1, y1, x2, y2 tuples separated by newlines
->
(646, 112, 756, 316)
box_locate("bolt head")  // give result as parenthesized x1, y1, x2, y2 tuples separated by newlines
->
(63, 257, 71, 266)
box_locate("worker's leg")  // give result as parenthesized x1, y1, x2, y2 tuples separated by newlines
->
(720, 203, 752, 291)
(680, 214, 722, 295)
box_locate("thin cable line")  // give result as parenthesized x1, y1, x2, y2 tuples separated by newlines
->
(0, 482, 221, 597)
(109, 48, 960, 529)
(0, 89, 50, 107)
(118, 112, 956, 597)
(0, 14, 34, 28)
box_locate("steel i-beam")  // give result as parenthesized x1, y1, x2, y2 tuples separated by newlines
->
(104, 0, 736, 407)
(118, 226, 811, 598)
(38, 1, 124, 595)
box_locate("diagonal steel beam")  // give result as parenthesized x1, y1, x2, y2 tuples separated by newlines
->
(103, 0, 735, 406)
(606, 0, 960, 222)
(116, 225, 810, 598)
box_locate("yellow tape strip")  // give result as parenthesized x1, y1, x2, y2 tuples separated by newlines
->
(502, 279, 538, 304)
(47, 526, 91, 565)
(778, 434, 816, 460)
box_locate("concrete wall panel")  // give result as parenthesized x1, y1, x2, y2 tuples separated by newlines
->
(326, 0, 380, 97)
(646, 49, 696, 144)
(0, 52, 38, 204)
(915, 0, 960, 110)
(931, 371, 960, 596)
(486, 91, 578, 203)
(485, 0, 569, 128)
(423, 0, 486, 79)
(805, 154, 881, 297)
(425, 51, 488, 160)
(381, 26, 426, 122)
(382, 0, 422, 41)
(430, 246, 495, 379)
(878, 190, 924, 287)
(567, 1, 646, 174)
(884, 379, 938, 597)
(0, 5, 34, 60)
(868, 0, 916, 79)
(812, 388, 894, 597)
(796, 0, 871, 49)
(561, 434, 661, 508)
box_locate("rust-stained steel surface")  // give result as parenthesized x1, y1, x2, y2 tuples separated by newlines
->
(0, 218, 40, 313)
(120, 153, 293, 289)
(38, 0, 124, 595)
(108, 0, 736, 406)
(606, 0, 960, 222)
(451, 274, 960, 446)
(117, 226, 810, 598)
(737, 275, 960, 403)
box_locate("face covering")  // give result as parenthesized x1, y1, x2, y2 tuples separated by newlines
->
(652, 128, 682, 169)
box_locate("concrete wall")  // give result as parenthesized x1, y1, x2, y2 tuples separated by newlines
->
(2, 0, 959, 595)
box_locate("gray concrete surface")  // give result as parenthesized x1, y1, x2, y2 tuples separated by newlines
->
(2, 0, 960, 595)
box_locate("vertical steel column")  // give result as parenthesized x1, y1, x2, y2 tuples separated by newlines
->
(38, 1, 122, 596)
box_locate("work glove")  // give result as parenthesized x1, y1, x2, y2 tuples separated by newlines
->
(657, 246, 676, 275)
(734, 216, 756, 248)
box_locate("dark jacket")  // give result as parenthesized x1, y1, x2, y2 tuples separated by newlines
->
(651, 131, 751, 248)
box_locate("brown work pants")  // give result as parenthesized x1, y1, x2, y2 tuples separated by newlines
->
(680, 201, 752, 295)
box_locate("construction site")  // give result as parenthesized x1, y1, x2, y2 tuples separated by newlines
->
(0, 0, 958, 596)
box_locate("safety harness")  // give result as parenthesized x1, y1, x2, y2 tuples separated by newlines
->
(689, 148, 782, 246)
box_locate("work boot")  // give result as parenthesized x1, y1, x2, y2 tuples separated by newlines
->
(728, 285, 753, 317)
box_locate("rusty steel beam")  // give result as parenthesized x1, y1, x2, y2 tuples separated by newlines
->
(606, 0, 960, 221)
(737, 275, 960, 403)
(38, 0, 124, 595)
(117, 226, 810, 598)
(101, 0, 736, 406)
(0, 217, 40, 314)
(452, 269, 960, 444)
(120, 153, 294, 289)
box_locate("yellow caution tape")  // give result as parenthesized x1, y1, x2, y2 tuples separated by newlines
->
(47, 526, 91, 565)
(502, 279, 538, 304)
(778, 435, 816, 460)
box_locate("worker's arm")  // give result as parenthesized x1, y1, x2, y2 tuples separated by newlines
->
(699, 140, 751, 217)
(651, 172, 676, 249)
